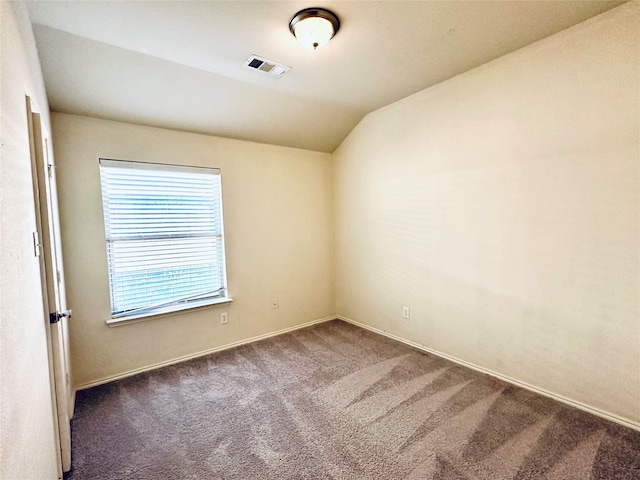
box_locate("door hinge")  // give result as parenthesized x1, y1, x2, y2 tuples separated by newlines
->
(33, 231, 41, 257)
(57, 270, 62, 284)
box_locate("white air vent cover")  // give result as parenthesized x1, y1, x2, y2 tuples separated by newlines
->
(244, 55, 291, 78)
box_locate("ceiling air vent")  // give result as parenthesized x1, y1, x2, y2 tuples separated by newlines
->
(244, 55, 291, 78)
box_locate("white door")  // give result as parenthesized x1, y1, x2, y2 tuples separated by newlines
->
(26, 98, 72, 474)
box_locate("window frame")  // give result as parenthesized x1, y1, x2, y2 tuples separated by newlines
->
(99, 158, 231, 325)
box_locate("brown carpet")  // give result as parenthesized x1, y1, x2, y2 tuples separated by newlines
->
(67, 320, 640, 479)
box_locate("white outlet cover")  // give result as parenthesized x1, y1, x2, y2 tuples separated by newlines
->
(402, 306, 410, 319)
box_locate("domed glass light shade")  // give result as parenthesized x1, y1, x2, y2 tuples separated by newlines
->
(289, 8, 340, 51)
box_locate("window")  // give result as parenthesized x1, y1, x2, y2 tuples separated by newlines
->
(99, 159, 229, 321)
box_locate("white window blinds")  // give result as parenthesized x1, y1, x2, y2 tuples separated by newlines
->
(99, 159, 228, 318)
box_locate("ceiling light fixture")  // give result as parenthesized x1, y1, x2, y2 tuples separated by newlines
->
(289, 8, 340, 51)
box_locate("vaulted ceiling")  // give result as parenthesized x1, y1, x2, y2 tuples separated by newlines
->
(27, 1, 624, 152)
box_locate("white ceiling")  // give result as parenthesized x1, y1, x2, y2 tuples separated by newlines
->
(27, 0, 625, 152)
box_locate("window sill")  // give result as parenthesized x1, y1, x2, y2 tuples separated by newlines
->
(106, 297, 234, 327)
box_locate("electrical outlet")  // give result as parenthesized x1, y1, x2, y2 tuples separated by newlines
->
(272, 298, 279, 309)
(220, 312, 228, 324)
(402, 306, 410, 319)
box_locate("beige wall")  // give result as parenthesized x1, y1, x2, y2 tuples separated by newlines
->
(334, 4, 639, 425)
(51, 113, 334, 388)
(0, 1, 60, 479)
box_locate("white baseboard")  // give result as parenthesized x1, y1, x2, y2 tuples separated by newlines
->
(337, 315, 640, 433)
(76, 316, 336, 392)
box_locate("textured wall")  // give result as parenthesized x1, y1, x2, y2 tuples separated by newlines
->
(0, 1, 60, 479)
(51, 113, 335, 388)
(333, 4, 639, 425)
